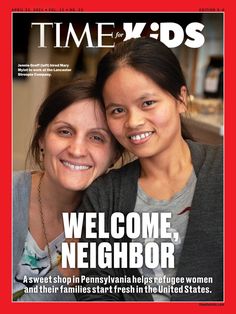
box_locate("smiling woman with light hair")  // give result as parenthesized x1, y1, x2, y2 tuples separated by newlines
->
(13, 79, 123, 301)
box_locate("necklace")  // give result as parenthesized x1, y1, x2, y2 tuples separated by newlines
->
(37, 172, 53, 270)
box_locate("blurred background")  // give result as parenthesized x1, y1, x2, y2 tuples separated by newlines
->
(13, 13, 224, 170)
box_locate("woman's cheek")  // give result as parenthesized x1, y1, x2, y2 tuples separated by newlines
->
(151, 107, 172, 127)
(107, 119, 121, 137)
(151, 114, 167, 128)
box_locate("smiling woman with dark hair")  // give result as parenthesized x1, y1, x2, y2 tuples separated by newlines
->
(77, 37, 223, 302)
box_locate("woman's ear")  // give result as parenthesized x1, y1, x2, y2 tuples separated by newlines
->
(177, 86, 188, 114)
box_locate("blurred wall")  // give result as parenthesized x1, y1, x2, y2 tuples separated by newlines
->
(13, 26, 51, 170)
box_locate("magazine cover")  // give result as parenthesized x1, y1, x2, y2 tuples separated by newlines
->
(1, 0, 234, 312)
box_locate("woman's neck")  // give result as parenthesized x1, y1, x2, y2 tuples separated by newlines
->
(139, 138, 192, 180)
(32, 172, 82, 220)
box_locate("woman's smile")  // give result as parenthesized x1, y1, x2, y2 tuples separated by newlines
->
(127, 131, 155, 145)
(60, 159, 92, 171)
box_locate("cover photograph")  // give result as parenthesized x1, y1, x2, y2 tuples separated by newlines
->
(12, 11, 224, 303)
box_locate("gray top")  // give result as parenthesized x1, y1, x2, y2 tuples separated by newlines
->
(134, 170, 197, 301)
(13, 171, 76, 301)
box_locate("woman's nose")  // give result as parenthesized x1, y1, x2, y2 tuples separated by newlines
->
(125, 110, 145, 129)
(67, 138, 88, 157)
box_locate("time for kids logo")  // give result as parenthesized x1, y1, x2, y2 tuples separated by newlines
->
(31, 22, 205, 49)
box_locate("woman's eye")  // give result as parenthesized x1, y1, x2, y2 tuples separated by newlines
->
(91, 135, 104, 143)
(143, 100, 155, 107)
(58, 129, 72, 136)
(111, 107, 125, 114)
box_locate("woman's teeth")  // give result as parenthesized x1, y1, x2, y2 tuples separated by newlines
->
(62, 161, 91, 170)
(129, 132, 153, 141)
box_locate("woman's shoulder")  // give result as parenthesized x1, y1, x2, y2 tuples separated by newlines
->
(13, 171, 32, 223)
(101, 159, 139, 181)
(187, 139, 222, 153)
(187, 140, 223, 175)
(80, 160, 140, 213)
(13, 170, 31, 186)
(190, 140, 222, 159)
(88, 159, 140, 192)
(13, 171, 32, 195)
